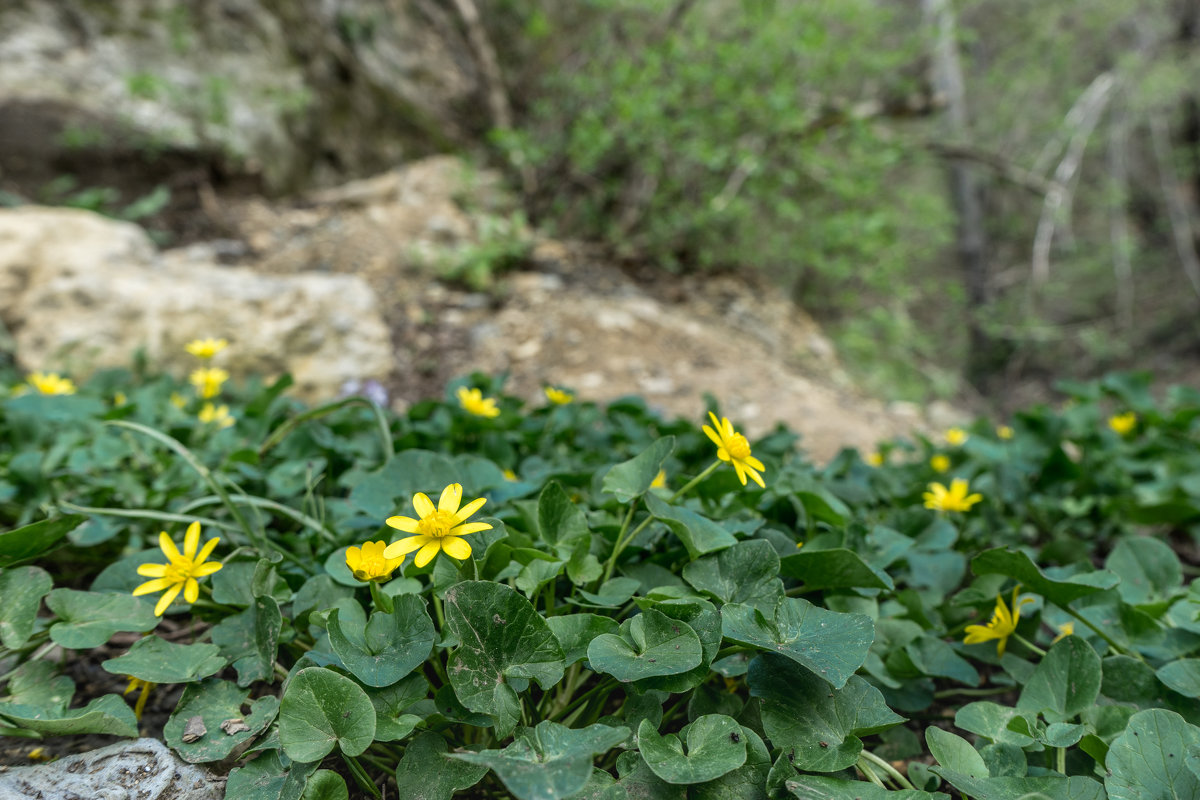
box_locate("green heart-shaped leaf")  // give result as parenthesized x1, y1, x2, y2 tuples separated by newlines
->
(450, 721, 629, 800)
(681, 540, 783, 606)
(637, 715, 746, 785)
(721, 597, 874, 689)
(101, 635, 226, 684)
(1016, 636, 1101, 723)
(0, 566, 52, 648)
(443, 581, 564, 723)
(46, 589, 160, 649)
(393, 732, 490, 800)
(1156, 659, 1200, 699)
(603, 438, 675, 503)
(1105, 537, 1182, 605)
(970, 549, 1118, 607)
(538, 481, 590, 547)
(164, 678, 280, 763)
(279, 667, 376, 762)
(366, 672, 428, 742)
(225, 750, 317, 800)
(328, 594, 435, 687)
(644, 493, 737, 559)
(1106, 709, 1200, 800)
(587, 609, 703, 682)
(547, 614, 620, 666)
(783, 775, 947, 799)
(779, 548, 894, 591)
(749, 653, 904, 772)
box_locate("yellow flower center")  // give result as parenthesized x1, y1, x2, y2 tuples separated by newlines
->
(354, 554, 393, 580)
(164, 557, 201, 583)
(418, 510, 459, 538)
(727, 434, 752, 461)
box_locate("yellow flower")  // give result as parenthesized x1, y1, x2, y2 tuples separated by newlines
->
(997, 425, 1014, 440)
(702, 412, 766, 488)
(27, 747, 48, 761)
(964, 586, 1034, 657)
(1109, 411, 1137, 435)
(503, 469, 518, 482)
(27, 372, 76, 395)
(930, 454, 951, 473)
(170, 392, 187, 409)
(113, 391, 128, 406)
(123, 676, 156, 720)
(185, 337, 228, 360)
(1052, 621, 1075, 643)
(198, 402, 234, 428)
(384, 483, 493, 568)
(544, 386, 574, 405)
(456, 387, 500, 418)
(923, 478, 983, 513)
(189, 367, 229, 400)
(866, 452, 884, 467)
(650, 469, 667, 489)
(345, 540, 404, 582)
(132, 522, 224, 616)
(945, 427, 968, 446)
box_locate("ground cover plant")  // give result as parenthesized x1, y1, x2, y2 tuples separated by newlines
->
(2, 346, 1200, 799)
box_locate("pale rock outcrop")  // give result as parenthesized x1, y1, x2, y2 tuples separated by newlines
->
(0, 206, 392, 399)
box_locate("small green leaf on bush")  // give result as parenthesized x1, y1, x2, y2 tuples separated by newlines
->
(450, 721, 629, 800)
(577, 577, 641, 608)
(0, 514, 84, 567)
(970, 549, 1117, 606)
(0, 566, 52, 648)
(164, 678, 279, 763)
(637, 715, 746, 785)
(46, 589, 160, 648)
(393, 731, 490, 800)
(1156, 659, 1200, 699)
(602, 437, 675, 503)
(300, 770, 348, 800)
(327, 594, 435, 687)
(749, 653, 903, 772)
(279, 667, 376, 763)
(0, 694, 138, 737)
(690, 725, 771, 800)
(926, 727, 987, 778)
(615, 751, 686, 800)
(779, 548, 894, 591)
(644, 493, 737, 559)
(587, 609, 703, 682)
(1016, 635, 1101, 722)
(366, 673, 428, 742)
(681, 539, 782, 606)
(1106, 537, 1183, 605)
(722, 597, 874, 689)
(101, 635, 226, 684)
(6, 661, 73, 711)
(538, 481, 590, 546)
(1106, 709, 1200, 800)
(443, 581, 565, 719)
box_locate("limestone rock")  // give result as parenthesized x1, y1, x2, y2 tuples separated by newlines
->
(0, 738, 224, 800)
(0, 207, 393, 400)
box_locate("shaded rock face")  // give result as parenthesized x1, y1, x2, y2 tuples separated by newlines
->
(0, 206, 393, 400)
(0, 0, 480, 197)
(0, 738, 224, 800)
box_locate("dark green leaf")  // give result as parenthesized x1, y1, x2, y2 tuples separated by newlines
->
(779, 548, 894, 591)
(226, 750, 317, 800)
(970, 549, 1117, 607)
(327, 594, 435, 687)
(681, 540, 783, 606)
(547, 614, 620, 666)
(587, 609, 703, 681)
(603, 438, 675, 503)
(1105, 538, 1183, 605)
(0, 694, 137, 737)
(279, 667, 376, 762)
(538, 481, 589, 546)
(393, 732, 489, 800)
(1016, 636, 1102, 722)
(164, 678, 279, 763)
(638, 715, 746, 785)
(0, 515, 84, 567)
(101, 635, 226, 684)
(1157, 659, 1200, 699)
(1106, 709, 1200, 800)
(644, 493, 737, 559)
(784, 775, 948, 799)
(301, 770, 348, 800)
(0, 566, 52, 648)
(46, 589, 160, 648)
(926, 727, 987, 778)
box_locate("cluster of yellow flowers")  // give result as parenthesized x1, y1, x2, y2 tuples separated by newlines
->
(184, 337, 233, 428)
(25, 371, 77, 396)
(455, 384, 577, 419)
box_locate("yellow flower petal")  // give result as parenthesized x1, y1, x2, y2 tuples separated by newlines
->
(183, 521, 201, 559)
(136, 563, 168, 578)
(456, 496, 487, 522)
(413, 540, 442, 568)
(384, 536, 429, 559)
(192, 562, 223, 578)
(184, 578, 200, 604)
(450, 521, 493, 536)
(439, 483, 463, 515)
(132, 577, 174, 596)
(154, 583, 183, 616)
(196, 536, 221, 564)
(441, 536, 472, 560)
(159, 532, 181, 562)
(385, 515, 420, 533)
(412, 493, 436, 519)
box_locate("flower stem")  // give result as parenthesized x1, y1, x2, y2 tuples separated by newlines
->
(856, 757, 887, 788)
(1013, 632, 1047, 657)
(670, 460, 722, 503)
(858, 749, 917, 790)
(599, 501, 639, 586)
(342, 753, 381, 799)
(1057, 746, 1066, 774)
(1063, 605, 1142, 661)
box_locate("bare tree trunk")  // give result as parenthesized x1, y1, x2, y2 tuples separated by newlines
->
(922, 0, 995, 391)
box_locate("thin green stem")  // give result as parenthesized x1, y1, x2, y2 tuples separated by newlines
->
(56, 501, 236, 532)
(599, 501, 639, 586)
(669, 460, 722, 503)
(1063, 605, 1142, 661)
(1012, 632, 1047, 658)
(856, 757, 887, 789)
(342, 753, 382, 799)
(859, 749, 917, 791)
(1057, 746, 1066, 775)
(260, 396, 394, 464)
(933, 686, 1013, 699)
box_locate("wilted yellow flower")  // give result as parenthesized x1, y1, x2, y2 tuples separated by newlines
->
(866, 452, 884, 467)
(456, 387, 500, 418)
(702, 412, 766, 488)
(345, 540, 404, 582)
(964, 586, 1034, 657)
(945, 428, 968, 446)
(27, 747, 48, 761)
(185, 338, 228, 360)
(997, 425, 1014, 440)
(384, 483, 493, 568)
(189, 367, 229, 400)
(27, 372, 76, 395)
(1052, 621, 1075, 643)
(132, 522, 223, 616)
(923, 478, 983, 513)
(1108, 412, 1137, 435)
(544, 386, 574, 405)
(930, 454, 951, 473)
(197, 402, 234, 428)
(123, 676, 156, 720)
